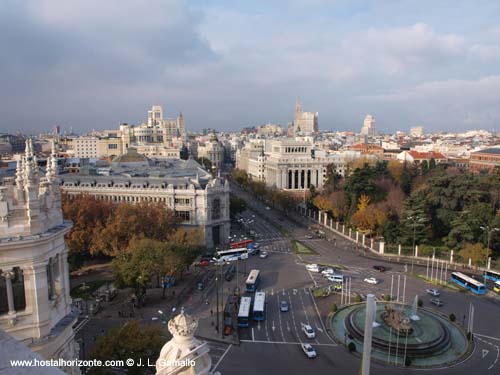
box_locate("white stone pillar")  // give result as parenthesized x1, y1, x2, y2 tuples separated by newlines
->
(324, 214, 328, 226)
(356, 232, 359, 242)
(342, 224, 345, 234)
(415, 245, 419, 258)
(349, 228, 352, 238)
(468, 258, 472, 267)
(336, 222, 339, 230)
(362, 234, 366, 246)
(362, 294, 376, 375)
(330, 219, 333, 229)
(379, 242, 385, 254)
(398, 244, 401, 256)
(291, 170, 295, 190)
(3, 270, 16, 315)
(370, 238, 374, 249)
(450, 250, 454, 264)
(488, 257, 491, 270)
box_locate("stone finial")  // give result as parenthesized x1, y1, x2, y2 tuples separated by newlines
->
(168, 312, 198, 338)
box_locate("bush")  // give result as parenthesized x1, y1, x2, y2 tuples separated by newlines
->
(417, 298, 423, 307)
(330, 303, 338, 313)
(383, 294, 391, 301)
(348, 342, 356, 352)
(354, 294, 362, 303)
(449, 313, 456, 322)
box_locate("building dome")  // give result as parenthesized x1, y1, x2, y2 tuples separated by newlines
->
(111, 147, 154, 169)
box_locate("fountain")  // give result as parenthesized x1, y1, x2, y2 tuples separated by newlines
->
(410, 295, 420, 321)
(330, 298, 470, 368)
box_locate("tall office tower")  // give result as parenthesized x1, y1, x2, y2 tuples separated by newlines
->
(293, 101, 318, 135)
(360, 114, 376, 136)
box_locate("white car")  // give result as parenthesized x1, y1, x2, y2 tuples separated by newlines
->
(302, 324, 316, 339)
(265, 206, 271, 210)
(301, 343, 317, 358)
(305, 234, 313, 239)
(364, 277, 378, 285)
(306, 264, 320, 273)
(259, 251, 269, 259)
(321, 268, 335, 276)
(426, 288, 440, 297)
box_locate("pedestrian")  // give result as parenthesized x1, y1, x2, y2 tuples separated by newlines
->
(210, 309, 213, 316)
(205, 299, 209, 305)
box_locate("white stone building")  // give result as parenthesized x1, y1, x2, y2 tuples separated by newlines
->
(73, 136, 99, 158)
(0, 140, 79, 374)
(59, 148, 230, 248)
(196, 134, 225, 170)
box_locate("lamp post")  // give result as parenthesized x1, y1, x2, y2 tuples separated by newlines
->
(480, 226, 499, 277)
(408, 215, 424, 273)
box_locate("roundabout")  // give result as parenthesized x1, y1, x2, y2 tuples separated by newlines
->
(330, 301, 471, 368)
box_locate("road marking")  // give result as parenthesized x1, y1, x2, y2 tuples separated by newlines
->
(240, 340, 337, 347)
(483, 349, 489, 358)
(475, 333, 500, 343)
(252, 328, 255, 341)
(477, 336, 500, 370)
(282, 288, 285, 296)
(271, 288, 274, 296)
(258, 321, 261, 331)
(211, 344, 232, 373)
(288, 291, 302, 342)
(276, 293, 286, 341)
(308, 287, 337, 344)
(272, 320, 276, 332)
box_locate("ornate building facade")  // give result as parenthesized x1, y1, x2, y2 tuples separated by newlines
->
(59, 149, 230, 248)
(0, 140, 79, 374)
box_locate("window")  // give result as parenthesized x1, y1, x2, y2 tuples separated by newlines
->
(175, 211, 191, 222)
(212, 198, 221, 220)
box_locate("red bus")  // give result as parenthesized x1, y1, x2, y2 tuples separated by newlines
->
(230, 239, 253, 249)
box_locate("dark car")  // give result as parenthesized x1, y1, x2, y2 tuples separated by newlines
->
(373, 265, 386, 272)
(225, 265, 236, 281)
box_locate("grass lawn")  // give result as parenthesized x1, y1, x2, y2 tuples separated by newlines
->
(291, 240, 318, 255)
(318, 263, 348, 270)
(416, 274, 461, 291)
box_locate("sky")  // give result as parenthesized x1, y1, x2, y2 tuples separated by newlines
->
(2, 0, 500, 134)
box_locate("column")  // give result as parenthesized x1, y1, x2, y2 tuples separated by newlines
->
(342, 224, 345, 234)
(324, 213, 328, 226)
(349, 228, 352, 238)
(362, 234, 366, 246)
(362, 294, 376, 375)
(3, 270, 16, 315)
(488, 257, 491, 270)
(291, 170, 296, 190)
(450, 250, 454, 264)
(356, 232, 359, 242)
(379, 242, 385, 254)
(398, 244, 401, 256)
(370, 238, 374, 249)
(415, 245, 419, 258)
(336, 222, 339, 230)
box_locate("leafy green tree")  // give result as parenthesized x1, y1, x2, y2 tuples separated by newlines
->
(421, 160, 429, 175)
(89, 320, 163, 375)
(231, 168, 249, 186)
(230, 195, 246, 217)
(458, 243, 491, 266)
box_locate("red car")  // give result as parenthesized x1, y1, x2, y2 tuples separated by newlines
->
(199, 259, 210, 267)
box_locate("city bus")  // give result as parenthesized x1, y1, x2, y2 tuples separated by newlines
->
(245, 269, 261, 292)
(253, 292, 266, 321)
(237, 296, 252, 327)
(450, 272, 487, 295)
(494, 281, 500, 294)
(484, 270, 500, 282)
(214, 248, 249, 263)
(231, 239, 254, 249)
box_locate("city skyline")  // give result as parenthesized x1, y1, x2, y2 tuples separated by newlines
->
(2, 1, 500, 134)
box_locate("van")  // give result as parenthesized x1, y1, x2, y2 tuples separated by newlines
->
(327, 274, 344, 283)
(306, 264, 320, 273)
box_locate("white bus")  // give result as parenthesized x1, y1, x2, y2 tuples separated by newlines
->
(237, 296, 252, 327)
(245, 269, 261, 292)
(253, 292, 266, 321)
(214, 248, 249, 263)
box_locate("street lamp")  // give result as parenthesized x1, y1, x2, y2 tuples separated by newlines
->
(407, 215, 424, 272)
(480, 225, 499, 272)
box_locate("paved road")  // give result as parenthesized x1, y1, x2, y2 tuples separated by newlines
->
(212, 183, 500, 374)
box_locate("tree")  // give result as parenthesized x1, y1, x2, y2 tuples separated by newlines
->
(196, 157, 212, 171)
(421, 160, 429, 175)
(230, 195, 246, 217)
(330, 191, 348, 220)
(387, 160, 404, 183)
(350, 205, 387, 234)
(89, 320, 163, 375)
(94, 202, 178, 257)
(312, 194, 334, 213)
(62, 194, 114, 268)
(458, 243, 491, 266)
(231, 168, 249, 187)
(357, 194, 371, 211)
